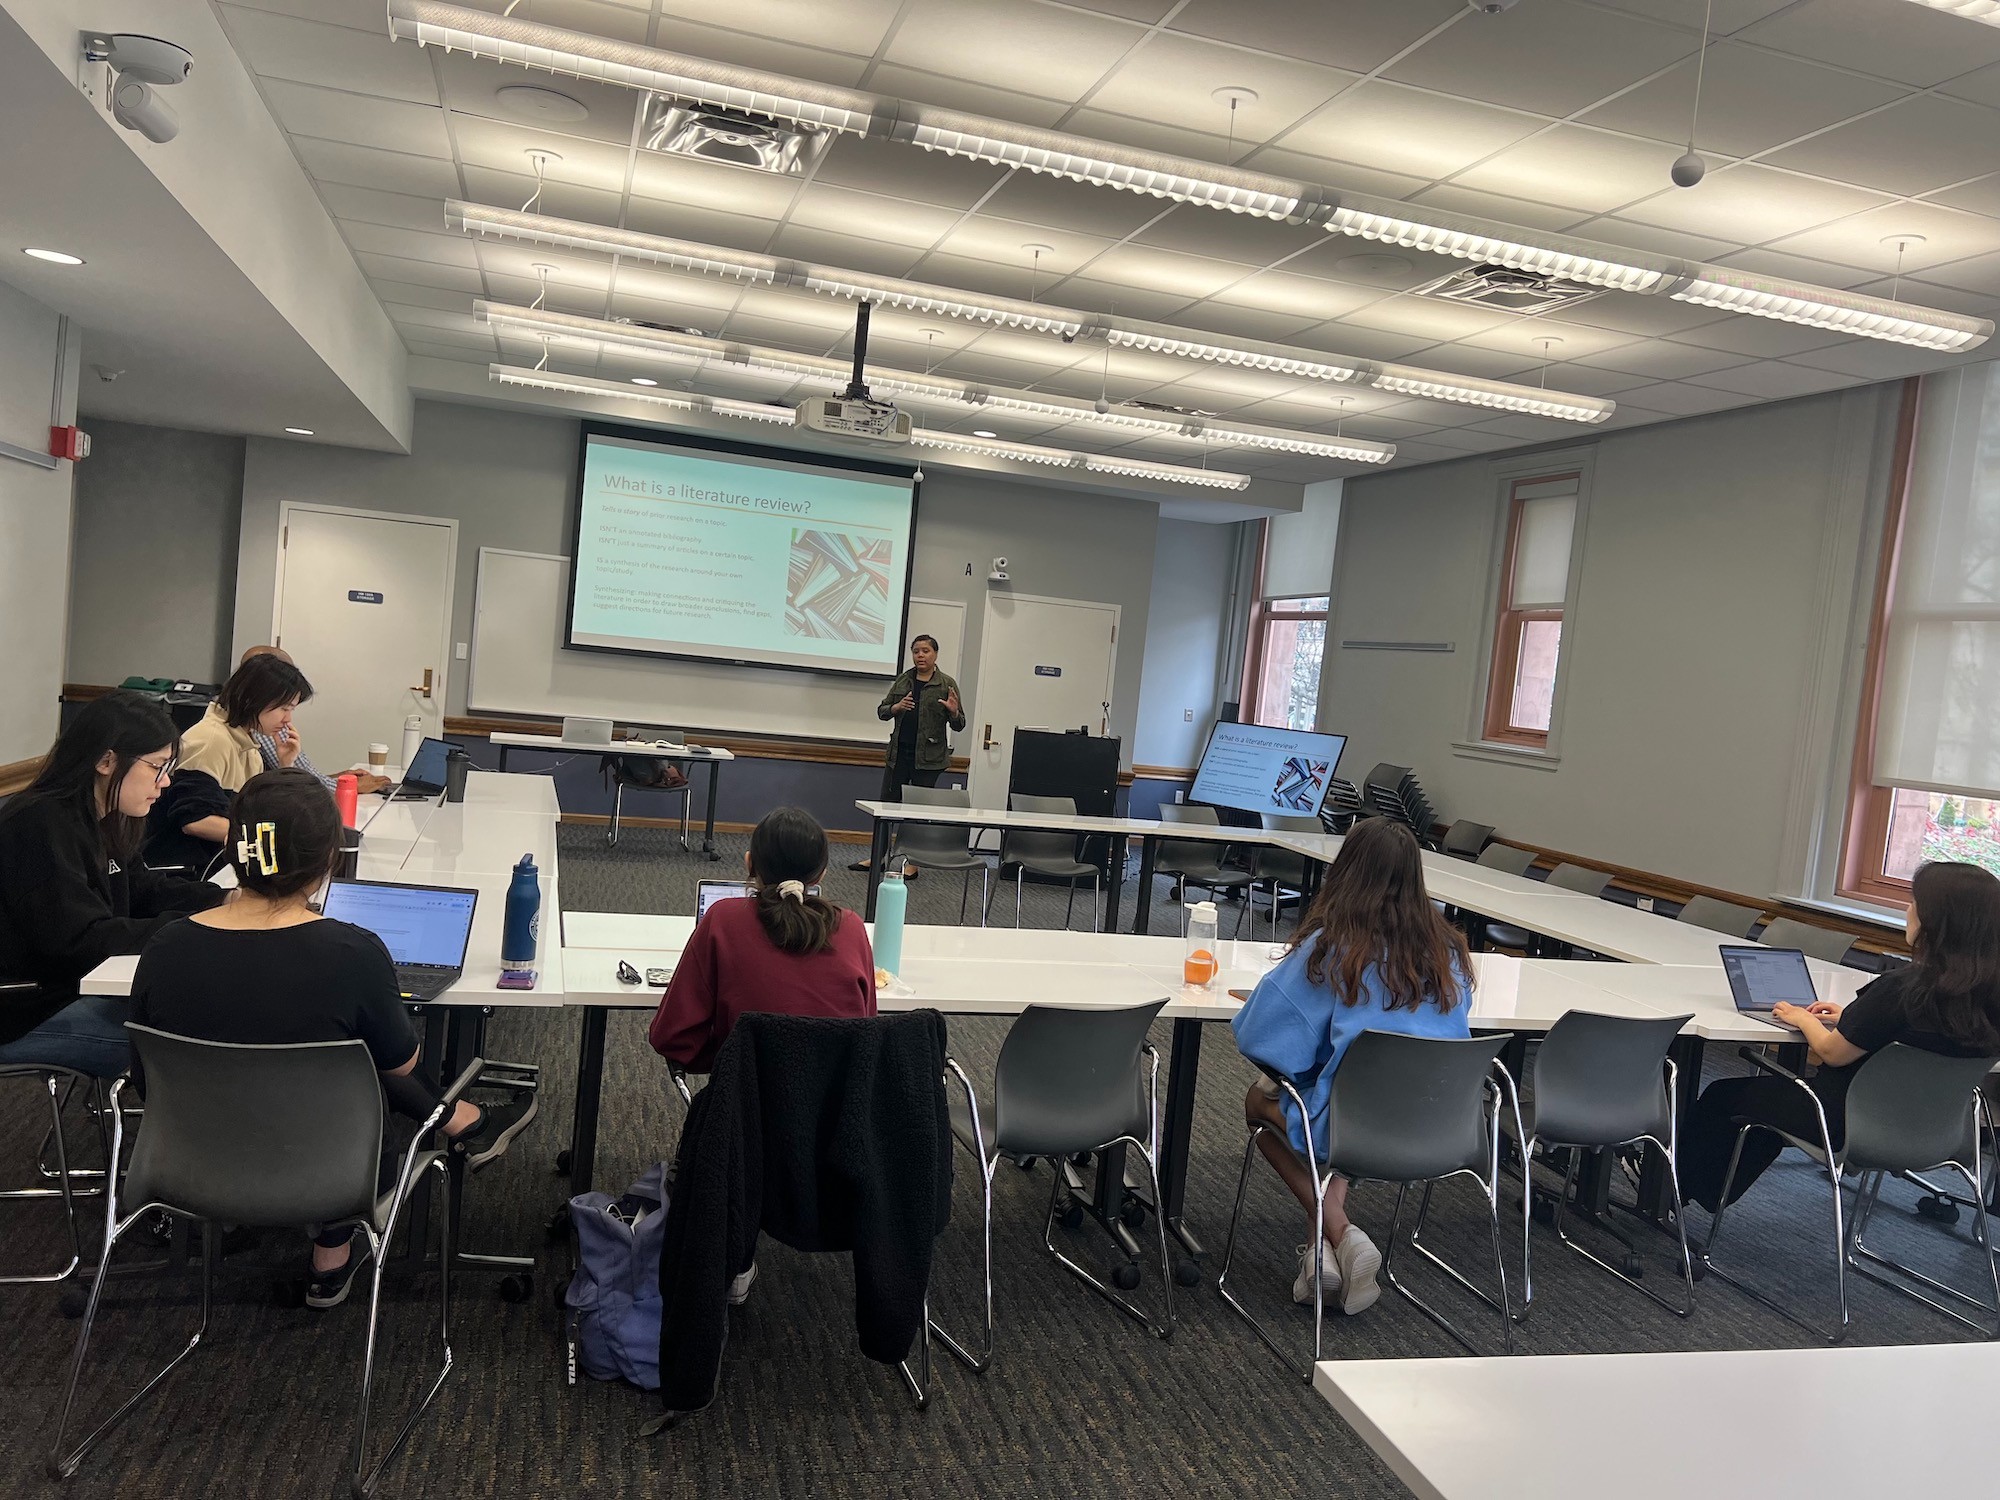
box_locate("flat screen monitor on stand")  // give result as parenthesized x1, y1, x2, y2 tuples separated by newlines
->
(1189, 722, 1348, 821)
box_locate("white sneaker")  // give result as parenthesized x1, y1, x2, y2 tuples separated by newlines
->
(1291, 1241, 1343, 1306)
(727, 1262, 757, 1305)
(1332, 1227, 1382, 1315)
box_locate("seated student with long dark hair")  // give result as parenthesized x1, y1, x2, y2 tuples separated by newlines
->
(1679, 860, 2000, 1214)
(649, 806, 876, 1073)
(0, 692, 225, 1076)
(132, 768, 533, 1308)
(146, 653, 313, 874)
(1231, 817, 1474, 1315)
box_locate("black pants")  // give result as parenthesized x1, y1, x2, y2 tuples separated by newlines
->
(880, 764, 941, 803)
(1678, 1073, 1845, 1213)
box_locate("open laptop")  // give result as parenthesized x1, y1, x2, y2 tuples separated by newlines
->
(1719, 945, 1818, 1024)
(390, 736, 452, 801)
(321, 878, 479, 1001)
(695, 879, 750, 921)
(563, 716, 614, 746)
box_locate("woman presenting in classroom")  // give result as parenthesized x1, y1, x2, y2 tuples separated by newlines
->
(852, 633, 966, 871)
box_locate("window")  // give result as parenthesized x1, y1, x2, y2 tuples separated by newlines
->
(1482, 473, 1579, 749)
(1249, 596, 1328, 730)
(1841, 370, 2000, 899)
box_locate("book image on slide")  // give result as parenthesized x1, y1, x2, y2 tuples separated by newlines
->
(1271, 756, 1331, 813)
(786, 527, 892, 644)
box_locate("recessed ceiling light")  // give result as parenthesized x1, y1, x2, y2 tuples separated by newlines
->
(284, 426, 314, 435)
(23, 248, 84, 265)
(630, 377, 659, 386)
(972, 429, 997, 438)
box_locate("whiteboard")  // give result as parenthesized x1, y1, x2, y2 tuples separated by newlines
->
(468, 548, 965, 744)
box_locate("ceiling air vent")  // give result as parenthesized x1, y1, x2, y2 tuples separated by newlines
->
(1411, 263, 1602, 316)
(640, 96, 831, 175)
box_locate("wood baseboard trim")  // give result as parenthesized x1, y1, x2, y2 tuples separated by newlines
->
(559, 813, 872, 844)
(1132, 764, 1196, 781)
(0, 755, 44, 798)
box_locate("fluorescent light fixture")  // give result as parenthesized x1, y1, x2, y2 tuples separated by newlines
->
(1324, 205, 1666, 293)
(1370, 368, 1614, 424)
(1082, 453, 1251, 490)
(802, 273, 1084, 337)
(1670, 269, 1993, 352)
(1901, 1, 2000, 24)
(1103, 328, 1363, 383)
(489, 363, 797, 424)
(971, 429, 997, 438)
(445, 201, 779, 284)
(22, 248, 84, 265)
(388, 0, 873, 131)
(284, 427, 314, 435)
(911, 430, 1076, 467)
(630, 377, 659, 386)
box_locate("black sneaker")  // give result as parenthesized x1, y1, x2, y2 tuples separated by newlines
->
(451, 1095, 538, 1171)
(305, 1230, 374, 1310)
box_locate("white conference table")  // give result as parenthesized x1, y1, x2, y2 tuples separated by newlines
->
(490, 730, 735, 857)
(1314, 1343, 2000, 1500)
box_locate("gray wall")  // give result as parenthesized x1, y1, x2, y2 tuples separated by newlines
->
(68, 420, 244, 687)
(233, 399, 1166, 761)
(1321, 385, 1893, 897)
(1132, 518, 1236, 769)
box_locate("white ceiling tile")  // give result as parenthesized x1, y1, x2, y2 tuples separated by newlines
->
(1584, 218, 1741, 263)
(319, 184, 451, 234)
(1167, 0, 1462, 72)
(1939, 62, 2000, 109)
(386, 304, 487, 336)
(656, 0, 903, 59)
(878, 252, 1041, 300)
(928, 218, 1115, 280)
(1060, 110, 1241, 166)
(1739, 0, 2000, 88)
(1925, 175, 2000, 218)
(785, 184, 965, 248)
(1537, 294, 1734, 339)
(1284, 324, 1437, 362)
(434, 55, 639, 150)
(1204, 270, 1391, 323)
(223, 0, 406, 31)
(452, 116, 634, 193)
(1081, 245, 1252, 302)
(1683, 360, 1859, 398)
(1764, 96, 2000, 197)
(1572, 339, 1752, 378)
(341, 220, 480, 267)
(1767, 202, 2000, 276)
(1453, 318, 1641, 359)
(292, 138, 463, 199)
(403, 341, 484, 363)
(1579, 44, 1907, 159)
(883, 0, 1147, 100)
(483, 251, 616, 297)
(1904, 250, 2000, 298)
(608, 268, 751, 314)
(646, 17, 873, 89)
(1339, 295, 1514, 343)
(220, 6, 442, 106)
(1128, 207, 1330, 268)
(981, 171, 1170, 239)
(1382, 1, 1699, 116)
(353, 252, 485, 292)
(627, 149, 803, 219)
(368, 280, 476, 315)
(1602, 380, 1753, 415)
(621, 199, 792, 254)
(1238, 149, 1432, 202)
(1783, 339, 1977, 378)
(1460, 413, 1590, 441)
(862, 65, 1072, 126)
(1587, 1, 1815, 36)
(1398, 345, 1541, 380)
(1402, 184, 1592, 235)
(1667, 316, 1853, 358)
(812, 136, 1008, 210)
(1525, 364, 1655, 396)
(1084, 36, 1361, 144)
(766, 225, 932, 277)
(1705, 247, 1881, 290)
(1844, 276, 2000, 321)
(1274, 81, 1547, 181)
(1052, 280, 1204, 321)
(261, 79, 453, 157)
(455, 168, 625, 228)
(1179, 306, 1327, 343)
(1450, 126, 1698, 216)
(1613, 164, 1893, 244)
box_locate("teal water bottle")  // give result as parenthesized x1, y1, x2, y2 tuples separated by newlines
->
(873, 867, 907, 980)
(501, 854, 541, 972)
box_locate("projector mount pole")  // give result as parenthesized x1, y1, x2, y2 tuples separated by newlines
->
(843, 299, 873, 400)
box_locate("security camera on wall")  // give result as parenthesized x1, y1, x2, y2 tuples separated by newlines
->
(112, 79, 179, 142)
(82, 33, 193, 144)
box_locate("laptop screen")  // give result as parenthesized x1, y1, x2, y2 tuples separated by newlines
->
(696, 880, 750, 922)
(1719, 946, 1818, 1012)
(323, 880, 478, 969)
(402, 737, 451, 793)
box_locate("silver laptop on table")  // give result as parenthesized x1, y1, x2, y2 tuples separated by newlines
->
(563, 716, 615, 746)
(1719, 945, 1818, 1026)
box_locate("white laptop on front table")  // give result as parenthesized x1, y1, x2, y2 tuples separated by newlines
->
(563, 716, 614, 746)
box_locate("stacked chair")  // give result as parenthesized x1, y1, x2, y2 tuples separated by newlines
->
(1361, 764, 1440, 849)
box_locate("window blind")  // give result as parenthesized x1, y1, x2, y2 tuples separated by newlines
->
(1510, 484, 1577, 609)
(1874, 362, 2000, 799)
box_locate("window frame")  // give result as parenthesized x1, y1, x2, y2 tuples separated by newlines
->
(1246, 592, 1330, 729)
(1480, 469, 1583, 751)
(1837, 378, 1923, 905)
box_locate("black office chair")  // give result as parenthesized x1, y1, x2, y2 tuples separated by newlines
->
(1701, 1042, 2000, 1342)
(598, 753, 691, 847)
(1518, 1010, 1697, 1318)
(938, 999, 1175, 1365)
(1155, 805, 1256, 936)
(49, 1026, 480, 1495)
(0, 1058, 99, 1286)
(1218, 1031, 1528, 1377)
(1676, 895, 1763, 939)
(1756, 917, 1857, 966)
(1440, 820, 1495, 860)
(896, 785, 991, 925)
(1487, 862, 1611, 955)
(991, 793, 1101, 932)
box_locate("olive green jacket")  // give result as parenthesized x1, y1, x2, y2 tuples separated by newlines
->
(876, 669, 966, 772)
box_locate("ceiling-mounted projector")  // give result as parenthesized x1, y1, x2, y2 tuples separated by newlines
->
(795, 394, 912, 442)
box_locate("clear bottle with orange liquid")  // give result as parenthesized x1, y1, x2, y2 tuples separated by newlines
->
(1183, 900, 1220, 988)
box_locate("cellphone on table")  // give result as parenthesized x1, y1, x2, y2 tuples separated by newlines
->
(496, 969, 536, 989)
(645, 967, 672, 986)
(1228, 988, 1252, 1001)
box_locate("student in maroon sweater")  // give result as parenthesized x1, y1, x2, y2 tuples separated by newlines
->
(650, 808, 876, 1072)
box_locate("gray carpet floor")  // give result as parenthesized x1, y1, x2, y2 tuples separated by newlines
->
(0, 822, 1993, 1498)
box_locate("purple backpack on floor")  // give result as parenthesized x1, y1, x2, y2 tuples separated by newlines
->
(565, 1164, 670, 1389)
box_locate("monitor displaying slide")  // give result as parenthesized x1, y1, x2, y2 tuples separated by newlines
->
(1190, 722, 1348, 820)
(567, 425, 919, 677)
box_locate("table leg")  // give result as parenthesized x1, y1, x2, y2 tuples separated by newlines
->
(863, 819, 890, 920)
(399, 1005, 452, 1261)
(1159, 1018, 1205, 1262)
(701, 760, 721, 860)
(498, 746, 512, 772)
(567, 1008, 608, 1198)
(1103, 834, 1126, 933)
(1131, 835, 1158, 935)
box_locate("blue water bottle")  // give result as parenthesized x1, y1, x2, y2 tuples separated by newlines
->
(501, 854, 541, 975)
(873, 867, 907, 981)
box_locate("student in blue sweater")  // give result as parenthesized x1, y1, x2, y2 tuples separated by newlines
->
(1232, 817, 1473, 1315)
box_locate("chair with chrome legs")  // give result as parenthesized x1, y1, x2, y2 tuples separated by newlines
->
(1701, 1042, 2000, 1342)
(1219, 1031, 1527, 1376)
(935, 999, 1175, 1371)
(1517, 1011, 1697, 1318)
(0, 1059, 104, 1286)
(895, 785, 991, 924)
(990, 793, 1101, 931)
(1155, 805, 1257, 937)
(1253, 815, 1320, 937)
(48, 1026, 481, 1496)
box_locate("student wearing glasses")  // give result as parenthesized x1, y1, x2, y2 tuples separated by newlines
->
(146, 652, 314, 874)
(0, 692, 225, 1076)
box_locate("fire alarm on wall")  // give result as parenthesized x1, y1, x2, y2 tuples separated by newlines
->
(49, 425, 91, 461)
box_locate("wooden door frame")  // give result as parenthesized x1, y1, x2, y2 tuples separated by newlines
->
(271, 502, 459, 718)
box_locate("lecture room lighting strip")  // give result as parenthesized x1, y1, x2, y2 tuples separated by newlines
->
(392, 1, 1992, 353)
(446, 202, 1614, 425)
(486, 364, 1254, 489)
(476, 301, 1398, 464)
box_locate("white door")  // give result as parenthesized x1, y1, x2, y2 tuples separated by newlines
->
(272, 505, 456, 774)
(968, 592, 1119, 812)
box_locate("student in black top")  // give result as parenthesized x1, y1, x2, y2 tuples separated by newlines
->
(132, 769, 534, 1308)
(0, 692, 224, 1076)
(1679, 860, 2000, 1213)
